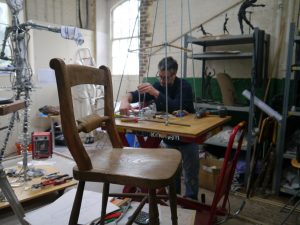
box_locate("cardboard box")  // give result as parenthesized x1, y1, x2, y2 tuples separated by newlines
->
(199, 157, 223, 191)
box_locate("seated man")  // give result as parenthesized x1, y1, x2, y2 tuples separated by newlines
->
(120, 56, 199, 200)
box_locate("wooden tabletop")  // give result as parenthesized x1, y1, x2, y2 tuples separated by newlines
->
(115, 114, 231, 138)
(0, 165, 77, 210)
(0, 100, 26, 116)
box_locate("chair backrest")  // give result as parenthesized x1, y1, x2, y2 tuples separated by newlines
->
(50, 58, 123, 171)
(209, 121, 246, 221)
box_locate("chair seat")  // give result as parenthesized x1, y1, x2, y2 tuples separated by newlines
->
(73, 147, 181, 189)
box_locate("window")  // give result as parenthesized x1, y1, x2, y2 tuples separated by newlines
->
(0, 1, 10, 68)
(111, 0, 140, 75)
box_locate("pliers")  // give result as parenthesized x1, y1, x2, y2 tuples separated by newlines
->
(32, 175, 72, 189)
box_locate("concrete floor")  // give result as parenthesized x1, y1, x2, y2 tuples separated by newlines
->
(0, 144, 299, 225)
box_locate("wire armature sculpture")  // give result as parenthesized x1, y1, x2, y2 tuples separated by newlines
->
(223, 13, 230, 34)
(238, 0, 265, 34)
(0, 0, 84, 177)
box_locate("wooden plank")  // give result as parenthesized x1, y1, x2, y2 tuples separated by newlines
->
(0, 165, 77, 210)
(115, 114, 231, 138)
(0, 100, 26, 116)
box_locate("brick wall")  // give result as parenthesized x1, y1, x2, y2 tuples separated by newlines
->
(139, 0, 154, 78)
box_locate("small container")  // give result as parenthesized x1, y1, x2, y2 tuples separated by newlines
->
(15, 141, 32, 155)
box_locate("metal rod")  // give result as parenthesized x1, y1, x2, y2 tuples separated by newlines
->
(129, 43, 191, 53)
(144, 118, 190, 127)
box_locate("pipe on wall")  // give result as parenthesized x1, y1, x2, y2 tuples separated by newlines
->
(280, 0, 296, 75)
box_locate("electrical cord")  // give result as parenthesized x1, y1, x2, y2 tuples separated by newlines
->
(114, 199, 132, 225)
(89, 199, 132, 225)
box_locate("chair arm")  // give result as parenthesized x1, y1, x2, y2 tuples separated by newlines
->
(77, 114, 110, 133)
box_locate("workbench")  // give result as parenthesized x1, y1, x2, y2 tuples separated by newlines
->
(116, 114, 231, 147)
(0, 165, 77, 210)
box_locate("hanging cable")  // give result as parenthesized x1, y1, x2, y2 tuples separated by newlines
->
(187, 0, 197, 106)
(77, 0, 83, 28)
(141, 0, 160, 109)
(145, 0, 159, 82)
(85, 0, 89, 29)
(179, 0, 183, 114)
(163, 0, 169, 125)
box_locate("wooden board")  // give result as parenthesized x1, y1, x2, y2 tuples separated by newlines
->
(0, 100, 26, 116)
(0, 165, 77, 210)
(115, 114, 231, 138)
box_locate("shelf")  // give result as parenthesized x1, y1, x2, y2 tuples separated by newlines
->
(190, 52, 252, 60)
(204, 128, 251, 151)
(283, 151, 296, 159)
(291, 64, 300, 71)
(275, 23, 300, 194)
(204, 134, 248, 151)
(289, 111, 300, 116)
(185, 34, 254, 46)
(195, 103, 249, 112)
(0, 100, 25, 115)
(294, 35, 300, 43)
(184, 29, 270, 191)
(280, 186, 300, 196)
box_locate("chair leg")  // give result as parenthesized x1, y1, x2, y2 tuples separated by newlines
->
(149, 189, 160, 225)
(169, 182, 178, 225)
(126, 196, 148, 225)
(69, 181, 85, 225)
(99, 182, 110, 225)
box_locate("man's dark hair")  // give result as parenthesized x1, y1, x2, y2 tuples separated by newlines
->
(158, 57, 178, 73)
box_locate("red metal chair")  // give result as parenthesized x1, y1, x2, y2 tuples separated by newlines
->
(177, 121, 247, 225)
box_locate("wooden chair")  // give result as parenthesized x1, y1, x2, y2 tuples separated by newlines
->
(177, 121, 246, 225)
(50, 58, 181, 225)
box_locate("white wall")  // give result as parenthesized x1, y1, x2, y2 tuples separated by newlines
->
(95, 0, 109, 67)
(28, 22, 95, 134)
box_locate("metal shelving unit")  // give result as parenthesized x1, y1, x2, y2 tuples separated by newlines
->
(184, 30, 270, 184)
(183, 31, 270, 101)
(274, 23, 300, 194)
(194, 102, 249, 112)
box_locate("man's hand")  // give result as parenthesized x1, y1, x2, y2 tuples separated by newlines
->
(119, 94, 133, 115)
(119, 101, 132, 115)
(137, 83, 159, 97)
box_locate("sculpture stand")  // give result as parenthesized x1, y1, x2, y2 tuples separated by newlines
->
(0, 165, 28, 225)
